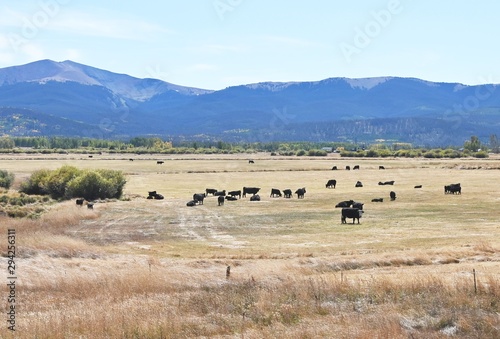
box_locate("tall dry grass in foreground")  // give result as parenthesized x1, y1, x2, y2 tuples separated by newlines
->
(10, 266, 500, 338)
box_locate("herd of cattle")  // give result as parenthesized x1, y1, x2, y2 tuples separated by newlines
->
(184, 187, 307, 207)
(73, 162, 463, 224)
(139, 163, 462, 223)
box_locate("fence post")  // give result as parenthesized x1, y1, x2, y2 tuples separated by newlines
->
(473, 269, 477, 294)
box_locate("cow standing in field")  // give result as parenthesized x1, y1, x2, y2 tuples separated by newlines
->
(346, 166, 351, 170)
(218, 196, 225, 206)
(390, 191, 397, 201)
(445, 183, 461, 194)
(295, 188, 306, 199)
(228, 190, 241, 199)
(214, 190, 226, 197)
(341, 208, 363, 224)
(355, 181, 363, 187)
(331, 166, 338, 170)
(325, 179, 337, 188)
(379, 166, 385, 170)
(353, 165, 360, 170)
(283, 189, 293, 198)
(157, 161, 164, 165)
(270, 188, 282, 197)
(242, 187, 260, 197)
(76, 198, 85, 206)
(206, 188, 218, 196)
(193, 193, 205, 205)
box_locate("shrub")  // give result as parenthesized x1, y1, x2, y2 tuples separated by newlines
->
(45, 166, 81, 199)
(21, 167, 126, 201)
(474, 151, 489, 158)
(0, 170, 15, 189)
(20, 169, 52, 195)
(66, 169, 126, 201)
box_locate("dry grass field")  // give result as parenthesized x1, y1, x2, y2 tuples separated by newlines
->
(0, 153, 499, 338)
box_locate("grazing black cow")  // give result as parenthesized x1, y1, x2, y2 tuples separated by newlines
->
(76, 198, 84, 206)
(250, 194, 261, 201)
(214, 190, 226, 196)
(445, 183, 461, 194)
(352, 202, 364, 210)
(325, 179, 337, 189)
(283, 189, 293, 198)
(242, 187, 260, 197)
(355, 181, 363, 187)
(225, 196, 238, 201)
(193, 193, 205, 205)
(414, 185, 422, 189)
(206, 188, 218, 196)
(341, 208, 363, 224)
(371, 198, 384, 202)
(390, 191, 396, 201)
(186, 200, 197, 207)
(129, 158, 134, 161)
(87, 202, 94, 209)
(218, 196, 225, 206)
(379, 166, 385, 170)
(248, 160, 255, 163)
(270, 188, 282, 197)
(335, 200, 354, 208)
(88, 155, 93, 158)
(353, 165, 360, 170)
(346, 165, 351, 170)
(157, 161, 164, 165)
(295, 188, 306, 199)
(331, 166, 338, 170)
(378, 181, 395, 186)
(228, 190, 241, 199)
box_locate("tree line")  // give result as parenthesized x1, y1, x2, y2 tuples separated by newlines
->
(0, 135, 497, 157)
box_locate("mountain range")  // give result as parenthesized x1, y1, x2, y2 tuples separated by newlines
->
(0, 59, 499, 146)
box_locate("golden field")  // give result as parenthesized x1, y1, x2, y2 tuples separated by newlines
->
(0, 153, 499, 338)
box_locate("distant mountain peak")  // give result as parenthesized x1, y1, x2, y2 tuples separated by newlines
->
(0, 59, 212, 101)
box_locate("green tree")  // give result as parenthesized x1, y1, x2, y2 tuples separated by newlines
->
(0, 170, 15, 189)
(464, 136, 482, 152)
(490, 134, 500, 153)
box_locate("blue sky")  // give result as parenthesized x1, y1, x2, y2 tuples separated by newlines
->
(0, 0, 498, 90)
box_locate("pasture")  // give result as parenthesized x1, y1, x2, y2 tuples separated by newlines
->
(0, 153, 499, 338)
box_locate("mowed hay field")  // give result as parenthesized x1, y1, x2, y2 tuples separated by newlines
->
(1, 153, 499, 338)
